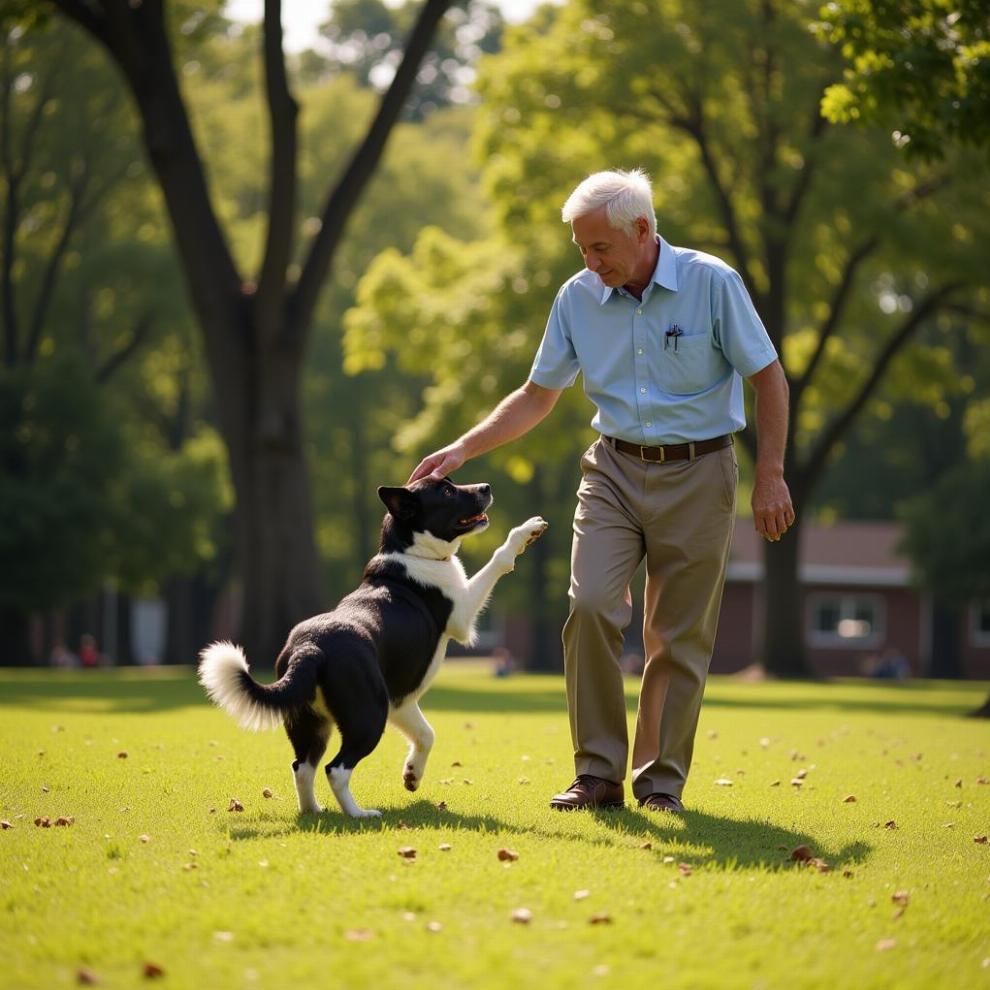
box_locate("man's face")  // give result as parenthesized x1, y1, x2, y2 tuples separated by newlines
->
(571, 207, 652, 289)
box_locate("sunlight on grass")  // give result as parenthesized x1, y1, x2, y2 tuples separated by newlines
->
(1, 662, 988, 989)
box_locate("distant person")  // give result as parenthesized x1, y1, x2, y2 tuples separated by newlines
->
(50, 641, 78, 668)
(408, 169, 793, 814)
(79, 634, 101, 668)
(492, 646, 515, 678)
(870, 647, 910, 680)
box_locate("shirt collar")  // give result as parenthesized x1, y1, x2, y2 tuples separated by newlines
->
(599, 236, 678, 304)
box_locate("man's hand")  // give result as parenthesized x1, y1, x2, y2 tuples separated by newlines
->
(407, 443, 466, 484)
(752, 468, 795, 542)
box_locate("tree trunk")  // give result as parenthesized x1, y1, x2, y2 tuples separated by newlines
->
(929, 601, 962, 679)
(0, 606, 32, 666)
(758, 516, 815, 677)
(526, 469, 561, 672)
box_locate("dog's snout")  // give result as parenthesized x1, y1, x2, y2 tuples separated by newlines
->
(478, 484, 491, 498)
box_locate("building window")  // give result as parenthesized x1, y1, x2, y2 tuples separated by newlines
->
(971, 601, 990, 647)
(807, 594, 884, 648)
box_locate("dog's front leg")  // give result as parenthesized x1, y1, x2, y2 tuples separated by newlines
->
(389, 700, 436, 792)
(450, 517, 548, 642)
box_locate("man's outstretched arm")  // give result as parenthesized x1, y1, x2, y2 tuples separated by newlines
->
(407, 380, 562, 483)
(747, 360, 795, 542)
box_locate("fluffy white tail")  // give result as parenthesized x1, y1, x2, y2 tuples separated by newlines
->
(198, 641, 285, 732)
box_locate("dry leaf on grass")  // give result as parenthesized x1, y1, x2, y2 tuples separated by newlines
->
(975, 835, 988, 845)
(34, 817, 51, 828)
(117, 752, 128, 759)
(714, 777, 733, 787)
(1, 821, 12, 830)
(843, 795, 857, 803)
(574, 889, 590, 900)
(439, 843, 452, 852)
(55, 816, 74, 827)
(397, 847, 417, 859)
(228, 799, 244, 813)
(344, 929, 374, 942)
(142, 962, 165, 979)
(884, 820, 898, 830)
(511, 908, 533, 924)
(76, 967, 99, 985)
(426, 921, 443, 933)
(639, 841, 652, 850)
(677, 863, 693, 876)
(262, 788, 273, 799)
(498, 848, 519, 862)
(589, 914, 612, 925)
(790, 845, 813, 862)
(876, 938, 897, 952)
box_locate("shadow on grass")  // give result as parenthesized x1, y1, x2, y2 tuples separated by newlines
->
(227, 798, 870, 874)
(0, 668, 203, 712)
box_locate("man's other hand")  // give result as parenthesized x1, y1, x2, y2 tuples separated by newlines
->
(752, 469, 795, 542)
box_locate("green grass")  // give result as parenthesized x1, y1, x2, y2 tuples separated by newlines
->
(1, 663, 988, 990)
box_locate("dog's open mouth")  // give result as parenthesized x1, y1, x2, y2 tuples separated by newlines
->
(458, 512, 488, 528)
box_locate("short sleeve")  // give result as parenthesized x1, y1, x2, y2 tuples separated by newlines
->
(529, 288, 580, 389)
(712, 269, 778, 378)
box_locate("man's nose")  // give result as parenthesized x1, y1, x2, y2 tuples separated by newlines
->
(585, 252, 600, 272)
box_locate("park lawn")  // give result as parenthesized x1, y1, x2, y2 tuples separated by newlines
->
(0, 663, 988, 990)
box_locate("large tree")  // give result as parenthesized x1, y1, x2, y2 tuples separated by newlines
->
(43, 0, 455, 663)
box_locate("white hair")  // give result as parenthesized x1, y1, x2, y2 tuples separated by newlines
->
(561, 169, 656, 238)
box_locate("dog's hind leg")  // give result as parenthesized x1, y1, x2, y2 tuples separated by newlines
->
(389, 700, 435, 792)
(285, 710, 330, 815)
(325, 697, 388, 819)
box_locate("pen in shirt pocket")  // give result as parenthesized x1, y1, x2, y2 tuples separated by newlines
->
(664, 323, 683, 351)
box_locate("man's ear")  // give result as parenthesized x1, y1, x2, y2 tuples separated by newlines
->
(378, 486, 417, 520)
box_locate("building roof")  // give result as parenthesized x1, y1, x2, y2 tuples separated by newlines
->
(726, 520, 913, 587)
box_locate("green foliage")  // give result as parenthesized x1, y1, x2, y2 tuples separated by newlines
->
(0, 357, 123, 609)
(818, 0, 990, 159)
(1, 665, 989, 988)
(899, 458, 990, 604)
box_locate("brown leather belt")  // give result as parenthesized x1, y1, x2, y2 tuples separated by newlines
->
(604, 433, 733, 463)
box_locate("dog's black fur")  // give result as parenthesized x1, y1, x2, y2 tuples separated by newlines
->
(199, 477, 546, 817)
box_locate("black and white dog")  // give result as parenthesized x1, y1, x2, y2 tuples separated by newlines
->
(198, 478, 547, 818)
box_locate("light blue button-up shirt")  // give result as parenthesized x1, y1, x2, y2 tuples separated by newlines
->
(529, 237, 778, 444)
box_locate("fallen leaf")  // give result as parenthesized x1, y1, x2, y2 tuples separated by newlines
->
(843, 795, 857, 803)
(1, 821, 12, 829)
(662, 855, 675, 863)
(677, 863, 693, 876)
(946, 800, 962, 808)
(639, 841, 652, 850)
(228, 799, 244, 812)
(842, 869, 854, 878)
(790, 778, 804, 787)
(117, 752, 128, 759)
(977, 776, 988, 785)
(439, 843, 452, 852)
(34, 817, 51, 828)
(213, 931, 234, 943)
(770, 780, 781, 787)
(790, 845, 814, 862)
(707, 730, 718, 740)
(759, 737, 771, 748)
(76, 967, 99, 985)
(876, 938, 897, 952)
(518, 777, 530, 785)
(138, 834, 151, 843)
(435, 801, 448, 812)
(344, 929, 374, 942)
(463, 779, 473, 785)
(794, 768, 808, 780)
(884, 820, 898, 830)
(55, 816, 74, 827)
(262, 788, 273, 799)
(451, 761, 463, 767)
(589, 914, 612, 925)
(714, 777, 733, 787)
(142, 962, 165, 979)
(397, 847, 416, 859)
(807, 857, 830, 873)
(511, 908, 533, 924)
(426, 921, 443, 933)
(975, 835, 988, 845)
(497, 848, 519, 862)
(574, 889, 590, 900)
(955, 779, 963, 788)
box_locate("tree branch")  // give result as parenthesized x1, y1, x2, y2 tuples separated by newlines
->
(801, 282, 965, 489)
(48, 0, 111, 48)
(96, 310, 153, 383)
(255, 0, 298, 349)
(791, 234, 880, 407)
(292, 0, 453, 336)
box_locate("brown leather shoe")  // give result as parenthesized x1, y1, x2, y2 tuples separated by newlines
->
(550, 775, 624, 811)
(638, 793, 684, 814)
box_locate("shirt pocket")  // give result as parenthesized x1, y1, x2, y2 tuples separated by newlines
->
(656, 332, 725, 395)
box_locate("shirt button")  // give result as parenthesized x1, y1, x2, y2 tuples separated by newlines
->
(637, 348, 644, 355)
(636, 308, 643, 315)
(640, 387, 647, 394)
(645, 421, 652, 428)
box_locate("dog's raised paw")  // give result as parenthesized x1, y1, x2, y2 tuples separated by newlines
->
(516, 517, 548, 549)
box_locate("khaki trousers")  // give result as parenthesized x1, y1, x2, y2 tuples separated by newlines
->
(563, 436, 737, 801)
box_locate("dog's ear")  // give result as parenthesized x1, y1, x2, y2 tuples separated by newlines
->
(378, 486, 417, 520)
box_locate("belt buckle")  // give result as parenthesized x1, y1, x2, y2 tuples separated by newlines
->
(640, 444, 664, 463)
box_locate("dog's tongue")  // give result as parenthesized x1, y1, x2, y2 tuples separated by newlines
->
(460, 513, 487, 525)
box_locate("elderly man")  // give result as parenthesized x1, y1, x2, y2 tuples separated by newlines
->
(408, 169, 793, 813)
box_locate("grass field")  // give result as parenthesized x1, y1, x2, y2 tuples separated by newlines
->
(1, 662, 988, 990)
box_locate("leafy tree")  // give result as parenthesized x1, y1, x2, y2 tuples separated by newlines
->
(818, 0, 990, 159)
(43, 0, 458, 664)
(316, 0, 503, 119)
(349, 0, 989, 676)
(1, 18, 228, 663)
